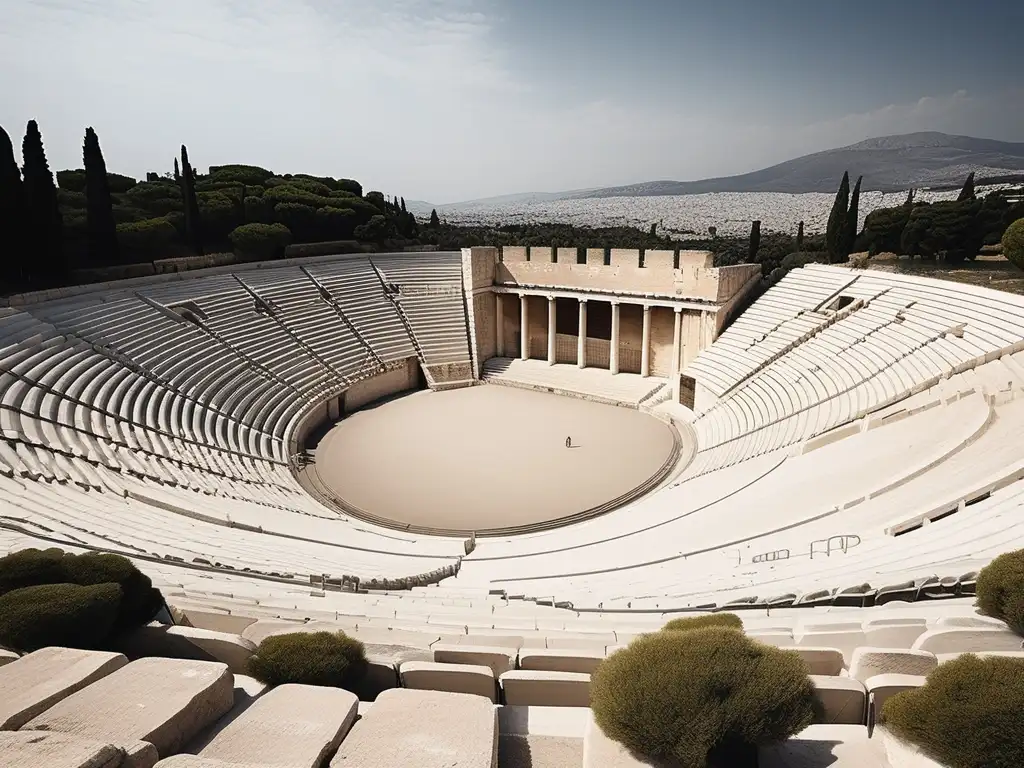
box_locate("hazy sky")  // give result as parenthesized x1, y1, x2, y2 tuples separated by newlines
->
(2, 0, 1022, 202)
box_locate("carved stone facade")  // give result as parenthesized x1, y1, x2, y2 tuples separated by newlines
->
(461, 246, 761, 405)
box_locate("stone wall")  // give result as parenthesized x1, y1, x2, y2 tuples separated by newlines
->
(461, 247, 499, 376)
(345, 359, 421, 412)
(425, 360, 476, 384)
(716, 264, 762, 302)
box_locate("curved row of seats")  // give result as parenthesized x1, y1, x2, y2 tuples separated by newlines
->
(4, 257, 1024, 620)
(0, 254, 473, 584)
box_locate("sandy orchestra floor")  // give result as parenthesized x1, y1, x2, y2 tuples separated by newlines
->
(314, 385, 677, 532)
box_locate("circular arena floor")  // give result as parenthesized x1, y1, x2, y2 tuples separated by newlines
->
(312, 385, 678, 534)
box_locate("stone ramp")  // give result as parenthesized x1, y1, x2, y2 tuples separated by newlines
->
(330, 688, 497, 767)
(156, 683, 358, 768)
(23, 657, 234, 765)
(0, 647, 128, 730)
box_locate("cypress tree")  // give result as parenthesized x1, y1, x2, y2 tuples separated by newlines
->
(841, 175, 863, 258)
(0, 125, 28, 285)
(173, 158, 180, 185)
(825, 171, 850, 263)
(905, 188, 915, 207)
(748, 220, 761, 262)
(83, 127, 119, 266)
(21, 120, 65, 283)
(429, 208, 440, 228)
(796, 221, 804, 250)
(957, 171, 976, 202)
(400, 197, 407, 214)
(179, 145, 203, 255)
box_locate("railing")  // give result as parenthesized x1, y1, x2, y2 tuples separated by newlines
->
(809, 534, 861, 559)
(752, 548, 790, 564)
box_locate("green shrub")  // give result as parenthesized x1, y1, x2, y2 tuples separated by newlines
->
(901, 199, 984, 262)
(267, 176, 333, 197)
(58, 188, 87, 209)
(56, 169, 88, 192)
(353, 214, 391, 242)
(117, 217, 179, 252)
(229, 222, 292, 259)
(61, 552, 164, 630)
(662, 613, 743, 633)
(591, 628, 816, 766)
(976, 549, 1024, 634)
(56, 169, 135, 194)
(334, 178, 362, 197)
(122, 181, 182, 205)
(0, 582, 123, 653)
(881, 654, 1024, 768)
(207, 164, 274, 185)
(0, 550, 163, 631)
(247, 631, 368, 689)
(244, 196, 274, 223)
(316, 206, 357, 238)
(273, 202, 318, 237)
(106, 173, 138, 194)
(0, 548, 67, 596)
(1003, 218, 1024, 270)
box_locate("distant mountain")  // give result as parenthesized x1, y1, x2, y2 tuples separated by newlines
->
(404, 199, 438, 217)
(568, 132, 1024, 198)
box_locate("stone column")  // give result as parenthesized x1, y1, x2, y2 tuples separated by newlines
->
(672, 307, 683, 401)
(641, 304, 652, 378)
(547, 296, 557, 365)
(577, 299, 588, 369)
(610, 301, 621, 375)
(495, 293, 505, 357)
(520, 294, 529, 361)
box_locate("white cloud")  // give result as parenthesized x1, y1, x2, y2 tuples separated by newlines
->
(1, 2, 1021, 202)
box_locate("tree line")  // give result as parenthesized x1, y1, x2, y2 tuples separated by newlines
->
(0, 121, 425, 291)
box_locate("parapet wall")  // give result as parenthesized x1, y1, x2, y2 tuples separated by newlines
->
(495, 246, 759, 304)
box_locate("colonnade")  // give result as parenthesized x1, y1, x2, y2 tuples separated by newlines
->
(495, 293, 687, 385)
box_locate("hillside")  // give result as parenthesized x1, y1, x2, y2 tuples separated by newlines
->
(568, 132, 1024, 198)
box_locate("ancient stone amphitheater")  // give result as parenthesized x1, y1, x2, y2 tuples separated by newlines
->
(1, 248, 1023, 767)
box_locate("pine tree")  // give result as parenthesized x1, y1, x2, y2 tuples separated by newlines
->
(957, 171, 976, 202)
(21, 120, 65, 283)
(748, 220, 761, 262)
(179, 145, 203, 255)
(796, 221, 804, 250)
(429, 208, 440, 228)
(841, 175, 862, 259)
(83, 127, 120, 266)
(825, 171, 850, 263)
(0, 125, 28, 284)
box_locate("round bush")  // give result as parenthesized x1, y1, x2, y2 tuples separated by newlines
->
(229, 222, 292, 259)
(881, 654, 1024, 768)
(61, 552, 164, 630)
(0, 550, 163, 631)
(0, 548, 67, 596)
(663, 613, 743, 633)
(976, 548, 1024, 634)
(117, 217, 180, 251)
(591, 628, 816, 766)
(0, 582, 123, 653)
(1003, 218, 1024, 270)
(247, 631, 368, 690)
